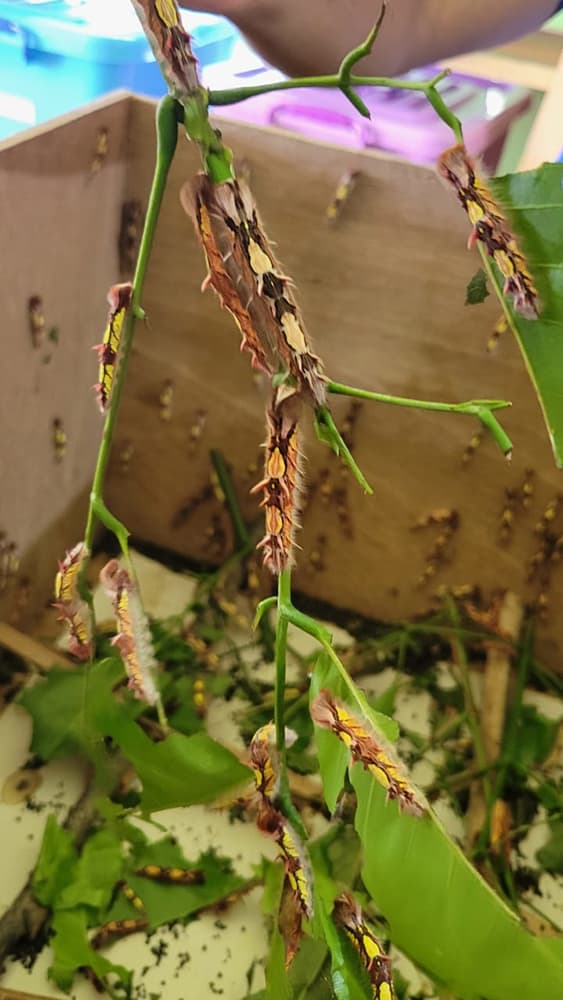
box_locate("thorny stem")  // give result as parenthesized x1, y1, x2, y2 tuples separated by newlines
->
(328, 381, 513, 458)
(82, 96, 179, 566)
(208, 70, 461, 139)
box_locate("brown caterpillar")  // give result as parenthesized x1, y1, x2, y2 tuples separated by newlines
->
(130, 0, 198, 101)
(310, 690, 425, 817)
(99, 560, 159, 705)
(251, 396, 303, 574)
(92, 918, 148, 950)
(333, 893, 394, 1000)
(135, 864, 205, 885)
(28, 295, 46, 348)
(93, 282, 132, 414)
(53, 541, 93, 661)
(437, 144, 538, 320)
(181, 173, 326, 407)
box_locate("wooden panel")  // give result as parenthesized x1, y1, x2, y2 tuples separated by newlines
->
(101, 98, 563, 667)
(0, 95, 132, 628)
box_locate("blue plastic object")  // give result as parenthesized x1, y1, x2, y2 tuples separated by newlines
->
(0, 1, 236, 139)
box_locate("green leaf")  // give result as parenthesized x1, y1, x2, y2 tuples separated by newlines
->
(57, 828, 125, 917)
(488, 165, 563, 466)
(465, 268, 489, 305)
(49, 908, 132, 994)
(537, 819, 563, 874)
(32, 814, 78, 907)
(117, 728, 251, 813)
(352, 764, 563, 1000)
(262, 861, 293, 1000)
(18, 658, 125, 761)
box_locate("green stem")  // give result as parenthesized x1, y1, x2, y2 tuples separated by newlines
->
(83, 96, 179, 560)
(208, 68, 462, 144)
(446, 601, 491, 805)
(315, 404, 373, 493)
(210, 449, 250, 551)
(327, 380, 513, 457)
(275, 569, 292, 758)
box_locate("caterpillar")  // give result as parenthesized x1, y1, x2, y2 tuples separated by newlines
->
(250, 723, 311, 921)
(181, 173, 326, 407)
(92, 918, 148, 950)
(310, 690, 425, 817)
(251, 397, 303, 575)
(91, 126, 109, 175)
(437, 144, 538, 320)
(53, 541, 93, 661)
(333, 893, 394, 1000)
(135, 864, 205, 885)
(99, 560, 159, 705)
(326, 169, 360, 223)
(28, 295, 46, 348)
(94, 282, 132, 414)
(52, 417, 67, 462)
(119, 881, 145, 912)
(129, 0, 197, 101)
(258, 801, 313, 920)
(159, 378, 174, 421)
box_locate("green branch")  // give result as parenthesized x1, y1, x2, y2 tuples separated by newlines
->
(327, 380, 513, 457)
(81, 95, 178, 575)
(208, 68, 462, 144)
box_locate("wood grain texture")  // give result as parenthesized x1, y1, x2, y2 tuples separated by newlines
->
(3, 94, 563, 667)
(0, 95, 132, 631)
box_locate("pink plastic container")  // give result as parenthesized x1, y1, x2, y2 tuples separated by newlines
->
(215, 67, 531, 171)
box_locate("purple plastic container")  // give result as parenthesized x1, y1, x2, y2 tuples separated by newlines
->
(215, 67, 531, 171)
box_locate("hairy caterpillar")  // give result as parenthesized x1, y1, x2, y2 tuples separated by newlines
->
(181, 173, 326, 407)
(326, 169, 360, 223)
(251, 397, 304, 574)
(92, 918, 148, 950)
(333, 893, 394, 1000)
(53, 542, 93, 661)
(135, 864, 205, 885)
(99, 560, 159, 705)
(130, 0, 197, 101)
(119, 881, 145, 912)
(310, 690, 425, 817)
(94, 282, 132, 414)
(437, 144, 538, 319)
(28, 295, 46, 348)
(250, 723, 312, 922)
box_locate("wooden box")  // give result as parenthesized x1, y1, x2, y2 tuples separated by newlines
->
(1, 93, 562, 667)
